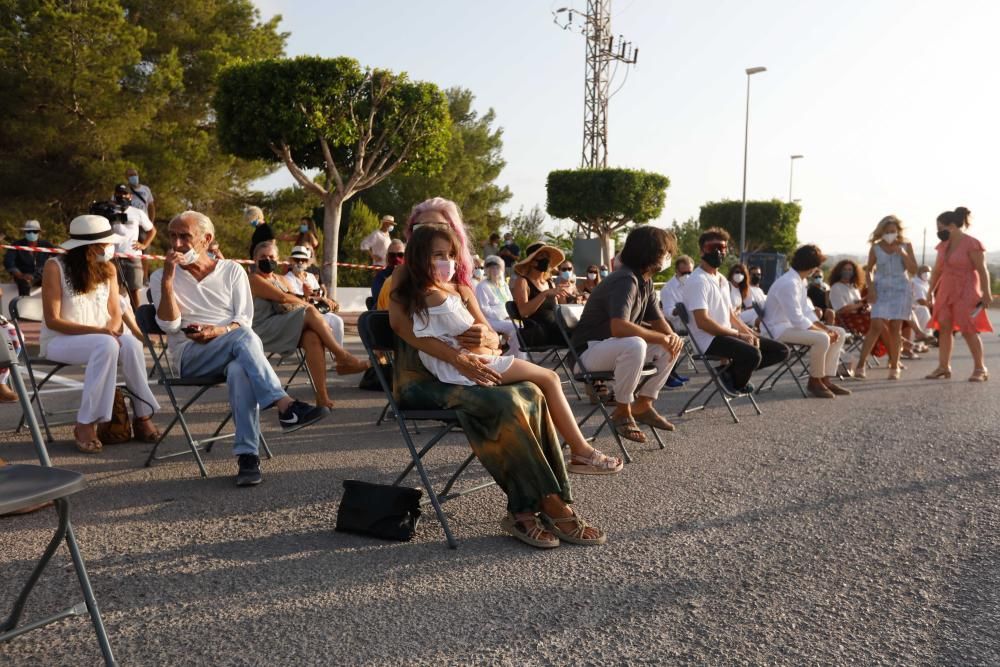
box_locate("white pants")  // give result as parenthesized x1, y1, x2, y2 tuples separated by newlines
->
(913, 305, 931, 332)
(484, 316, 523, 358)
(44, 332, 160, 424)
(777, 326, 846, 378)
(740, 309, 758, 326)
(323, 312, 345, 345)
(579, 336, 676, 402)
(0, 321, 18, 386)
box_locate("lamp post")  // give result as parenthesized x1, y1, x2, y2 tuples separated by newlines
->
(788, 154, 803, 203)
(740, 66, 767, 260)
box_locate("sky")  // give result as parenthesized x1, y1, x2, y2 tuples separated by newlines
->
(252, 0, 1000, 258)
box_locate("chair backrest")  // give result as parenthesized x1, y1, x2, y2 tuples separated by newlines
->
(674, 302, 691, 327)
(365, 296, 375, 311)
(10, 296, 43, 323)
(554, 304, 586, 372)
(135, 303, 165, 337)
(356, 310, 398, 406)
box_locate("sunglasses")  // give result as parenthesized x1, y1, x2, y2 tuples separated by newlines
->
(387, 252, 404, 259)
(705, 243, 728, 253)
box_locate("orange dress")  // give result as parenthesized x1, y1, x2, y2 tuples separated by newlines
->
(930, 233, 992, 334)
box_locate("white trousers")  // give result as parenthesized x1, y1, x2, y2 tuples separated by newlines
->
(0, 321, 18, 386)
(484, 316, 523, 358)
(323, 312, 345, 345)
(579, 336, 676, 402)
(777, 326, 846, 378)
(44, 332, 160, 424)
(913, 305, 931, 331)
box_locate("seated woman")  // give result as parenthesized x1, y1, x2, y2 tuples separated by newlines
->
(40, 215, 161, 453)
(727, 263, 759, 326)
(828, 258, 887, 374)
(248, 240, 367, 408)
(510, 243, 572, 348)
(283, 245, 345, 345)
(390, 197, 618, 550)
(473, 255, 522, 358)
(554, 259, 584, 303)
(581, 264, 601, 296)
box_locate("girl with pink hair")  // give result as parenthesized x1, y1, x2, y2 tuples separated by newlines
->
(404, 197, 476, 288)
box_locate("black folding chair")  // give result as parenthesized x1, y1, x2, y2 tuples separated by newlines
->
(265, 349, 313, 393)
(752, 303, 809, 397)
(674, 304, 762, 424)
(504, 301, 581, 400)
(144, 288, 174, 378)
(365, 296, 375, 311)
(135, 304, 271, 478)
(0, 334, 116, 665)
(554, 305, 664, 464)
(357, 311, 495, 549)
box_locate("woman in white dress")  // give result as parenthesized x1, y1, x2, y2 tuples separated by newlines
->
(282, 245, 345, 345)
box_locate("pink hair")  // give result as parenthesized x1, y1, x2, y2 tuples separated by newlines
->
(405, 197, 474, 287)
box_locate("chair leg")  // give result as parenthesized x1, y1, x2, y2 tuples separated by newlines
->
(376, 402, 391, 426)
(63, 509, 116, 666)
(394, 420, 458, 549)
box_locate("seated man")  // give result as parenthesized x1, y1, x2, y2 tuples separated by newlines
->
(571, 225, 685, 442)
(4, 220, 54, 296)
(371, 239, 405, 305)
(741, 265, 768, 326)
(682, 228, 789, 393)
(150, 211, 330, 487)
(763, 245, 851, 398)
(659, 255, 694, 330)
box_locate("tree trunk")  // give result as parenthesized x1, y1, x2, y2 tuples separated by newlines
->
(322, 194, 345, 298)
(598, 228, 614, 267)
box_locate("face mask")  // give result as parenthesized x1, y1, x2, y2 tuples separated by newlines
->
(936, 229, 950, 241)
(599, 270, 609, 278)
(473, 268, 484, 280)
(677, 273, 689, 285)
(505, 239, 513, 246)
(559, 270, 571, 281)
(207, 251, 216, 260)
(127, 175, 139, 187)
(842, 270, 854, 281)
(920, 272, 930, 281)
(96, 245, 115, 263)
(731, 273, 745, 285)
(810, 276, 822, 284)
(299, 224, 309, 233)
(24, 231, 38, 242)
(486, 265, 503, 281)
(387, 225, 395, 233)
(659, 255, 671, 272)
(115, 195, 130, 207)
(433, 259, 456, 283)
(882, 232, 898, 243)
(291, 262, 305, 273)
(535, 258, 550, 272)
(750, 274, 761, 286)
(179, 248, 199, 265)
(249, 219, 260, 228)
(587, 272, 598, 281)
(257, 258, 277, 274)
(702, 250, 724, 269)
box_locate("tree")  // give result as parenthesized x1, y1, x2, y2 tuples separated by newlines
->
(357, 87, 511, 247)
(214, 56, 451, 294)
(668, 217, 702, 263)
(507, 204, 547, 250)
(698, 199, 800, 255)
(546, 168, 670, 263)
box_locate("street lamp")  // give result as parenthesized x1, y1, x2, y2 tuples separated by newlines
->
(740, 66, 767, 260)
(788, 154, 804, 203)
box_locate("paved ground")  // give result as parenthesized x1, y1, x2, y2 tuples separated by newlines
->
(1, 317, 998, 665)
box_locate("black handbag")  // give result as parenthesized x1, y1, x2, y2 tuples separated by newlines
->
(335, 480, 422, 541)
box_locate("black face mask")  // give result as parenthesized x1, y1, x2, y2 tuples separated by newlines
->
(257, 258, 277, 274)
(702, 250, 724, 269)
(936, 229, 950, 241)
(750, 274, 761, 286)
(535, 258, 550, 272)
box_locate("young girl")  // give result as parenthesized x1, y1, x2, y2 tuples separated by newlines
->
(393, 224, 622, 477)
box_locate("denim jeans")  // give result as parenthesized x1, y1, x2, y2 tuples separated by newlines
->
(180, 327, 286, 456)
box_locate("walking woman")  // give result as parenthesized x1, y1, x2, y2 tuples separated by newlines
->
(926, 207, 993, 381)
(853, 216, 917, 380)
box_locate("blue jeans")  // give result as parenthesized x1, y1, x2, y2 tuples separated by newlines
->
(180, 327, 286, 456)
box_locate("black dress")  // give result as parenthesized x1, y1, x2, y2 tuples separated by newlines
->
(521, 279, 562, 347)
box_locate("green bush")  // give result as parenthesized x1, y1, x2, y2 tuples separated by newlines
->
(699, 199, 800, 255)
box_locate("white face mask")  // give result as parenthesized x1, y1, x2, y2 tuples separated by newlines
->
(472, 268, 484, 280)
(96, 244, 115, 263)
(677, 273, 689, 285)
(732, 273, 745, 284)
(291, 262, 305, 273)
(433, 259, 456, 283)
(587, 272, 598, 281)
(920, 271, 930, 281)
(179, 248, 199, 265)
(659, 255, 671, 272)
(882, 232, 898, 243)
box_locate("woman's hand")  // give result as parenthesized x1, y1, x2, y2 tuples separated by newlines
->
(983, 292, 993, 307)
(456, 323, 499, 351)
(453, 351, 503, 386)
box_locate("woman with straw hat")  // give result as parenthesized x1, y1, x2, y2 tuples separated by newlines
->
(510, 242, 572, 348)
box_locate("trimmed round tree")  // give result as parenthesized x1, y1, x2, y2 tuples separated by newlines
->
(546, 168, 670, 263)
(213, 56, 451, 293)
(698, 199, 800, 255)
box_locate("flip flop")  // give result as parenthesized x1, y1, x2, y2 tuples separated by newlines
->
(500, 513, 559, 549)
(612, 416, 647, 443)
(632, 408, 676, 432)
(567, 448, 623, 475)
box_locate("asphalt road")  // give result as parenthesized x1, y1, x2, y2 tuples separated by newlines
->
(1, 321, 998, 665)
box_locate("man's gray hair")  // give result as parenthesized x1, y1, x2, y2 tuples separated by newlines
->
(388, 239, 406, 252)
(172, 210, 215, 238)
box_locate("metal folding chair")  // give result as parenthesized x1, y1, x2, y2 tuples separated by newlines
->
(135, 304, 271, 478)
(357, 311, 495, 549)
(674, 304, 762, 424)
(752, 303, 809, 397)
(554, 305, 665, 464)
(0, 332, 116, 665)
(504, 301, 581, 400)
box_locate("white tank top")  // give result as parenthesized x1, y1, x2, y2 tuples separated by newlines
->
(39, 259, 111, 356)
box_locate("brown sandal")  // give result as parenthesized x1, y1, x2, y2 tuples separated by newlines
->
(632, 408, 676, 432)
(73, 425, 103, 454)
(612, 416, 647, 443)
(336, 355, 370, 376)
(500, 513, 559, 549)
(540, 509, 607, 545)
(132, 416, 161, 443)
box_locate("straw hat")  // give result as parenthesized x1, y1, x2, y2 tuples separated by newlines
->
(22, 220, 41, 232)
(514, 242, 565, 277)
(60, 215, 123, 251)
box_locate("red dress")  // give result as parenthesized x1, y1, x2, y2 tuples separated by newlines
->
(930, 233, 993, 334)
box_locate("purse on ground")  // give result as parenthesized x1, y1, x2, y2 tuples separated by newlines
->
(335, 480, 422, 541)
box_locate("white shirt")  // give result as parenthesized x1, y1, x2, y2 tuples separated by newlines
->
(150, 260, 254, 373)
(659, 276, 684, 319)
(127, 184, 154, 214)
(681, 267, 732, 352)
(284, 269, 320, 296)
(474, 278, 513, 322)
(112, 206, 153, 257)
(762, 269, 818, 339)
(829, 282, 861, 312)
(911, 276, 929, 303)
(729, 284, 752, 312)
(749, 285, 766, 307)
(360, 229, 391, 264)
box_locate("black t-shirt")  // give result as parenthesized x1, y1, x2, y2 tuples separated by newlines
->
(499, 242, 520, 267)
(571, 266, 661, 351)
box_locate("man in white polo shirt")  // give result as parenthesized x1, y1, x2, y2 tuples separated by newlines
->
(360, 215, 395, 266)
(682, 228, 788, 393)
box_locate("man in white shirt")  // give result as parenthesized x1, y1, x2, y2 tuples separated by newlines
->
(360, 215, 395, 266)
(111, 184, 156, 307)
(762, 245, 850, 398)
(151, 211, 329, 487)
(911, 265, 932, 331)
(682, 228, 788, 393)
(659, 255, 693, 330)
(743, 266, 768, 325)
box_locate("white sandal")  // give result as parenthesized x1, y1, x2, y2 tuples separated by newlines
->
(567, 448, 623, 475)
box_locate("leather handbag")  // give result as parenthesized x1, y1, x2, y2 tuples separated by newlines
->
(97, 388, 132, 444)
(335, 480, 422, 541)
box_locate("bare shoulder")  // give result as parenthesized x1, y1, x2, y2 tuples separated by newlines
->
(424, 287, 448, 307)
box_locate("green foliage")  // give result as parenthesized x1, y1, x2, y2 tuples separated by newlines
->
(698, 199, 800, 254)
(668, 217, 702, 264)
(546, 168, 670, 237)
(507, 205, 547, 250)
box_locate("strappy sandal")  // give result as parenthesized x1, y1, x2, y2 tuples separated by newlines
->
(632, 408, 676, 432)
(500, 513, 559, 549)
(132, 416, 161, 444)
(336, 355, 370, 375)
(567, 449, 623, 475)
(925, 367, 951, 379)
(539, 509, 607, 546)
(612, 415, 647, 443)
(73, 425, 102, 454)
(969, 368, 989, 382)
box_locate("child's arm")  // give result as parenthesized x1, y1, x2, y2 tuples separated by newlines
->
(458, 285, 501, 356)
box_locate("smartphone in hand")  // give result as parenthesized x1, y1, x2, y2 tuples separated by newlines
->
(181, 324, 202, 334)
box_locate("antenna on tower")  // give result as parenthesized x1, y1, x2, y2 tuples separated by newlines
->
(554, 1, 639, 168)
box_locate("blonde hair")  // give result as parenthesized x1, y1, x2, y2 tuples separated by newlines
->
(244, 206, 265, 226)
(868, 215, 907, 244)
